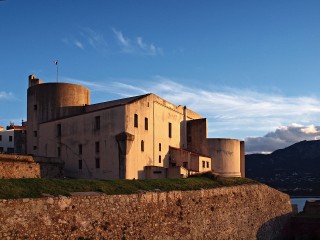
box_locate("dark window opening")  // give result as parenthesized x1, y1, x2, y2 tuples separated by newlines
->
(134, 114, 138, 128)
(141, 140, 144, 152)
(0, 135, 2, 141)
(95, 141, 100, 153)
(79, 144, 82, 155)
(34, 131, 37, 137)
(206, 161, 209, 168)
(159, 143, 161, 151)
(183, 162, 188, 168)
(96, 158, 100, 168)
(202, 161, 205, 168)
(145, 117, 148, 130)
(33, 146, 37, 150)
(57, 124, 61, 137)
(79, 159, 82, 169)
(34, 105, 37, 110)
(95, 116, 100, 130)
(168, 122, 172, 138)
(159, 155, 161, 163)
(9, 136, 13, 142)
(0, 147, 3, 152)
(153, 171, 162, 174)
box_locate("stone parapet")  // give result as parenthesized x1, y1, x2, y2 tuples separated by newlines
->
(0, 184, 293, 239)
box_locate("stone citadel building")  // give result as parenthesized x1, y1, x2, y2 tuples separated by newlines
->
(27, 75, 245, 179)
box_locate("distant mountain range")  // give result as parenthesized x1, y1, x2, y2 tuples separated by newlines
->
(246, 140, 320, 196)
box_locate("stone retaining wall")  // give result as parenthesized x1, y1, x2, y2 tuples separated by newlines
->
(0, 154, 40, 179)
(0, 184, 293, 239)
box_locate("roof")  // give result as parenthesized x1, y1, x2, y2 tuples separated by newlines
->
(39, 92, 202, 124)
(85, 94, 151, 113)
(5, 125, 26, 131)
(11, 125, 26, 130)
(169, 146, 211, 158)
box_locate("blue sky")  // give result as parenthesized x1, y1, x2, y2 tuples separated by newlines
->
(1, 1, 320, 153)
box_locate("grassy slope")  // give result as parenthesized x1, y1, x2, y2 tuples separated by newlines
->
(0, 176, 257, 199)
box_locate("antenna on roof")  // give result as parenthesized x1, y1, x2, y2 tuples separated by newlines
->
(53, 60, 59, 82)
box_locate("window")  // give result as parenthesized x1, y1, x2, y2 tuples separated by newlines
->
(57, 124, 61, 137)
(96, 158, 100, 168)
(79, 159, 82, 169)
(168, 122, 172, 138)
(0, 147, 3, 152)
(206, 162, 209, 168)
(159, 155, 161, 163)
(202, 161, 205, 168)
(183, 162, 188, 168)
(33, 104, 37, 110)
(134, 114, 138, 128)
(95, 141, 100, 153)
(9, 136, 13, 142)
(57, 147, 61, 157)
(33, 146, 37, 150)
(79, 144, 82, 155)
(0, 135, 2, 141)
(141, 140, 144, 152)
(145, 117, 148, 130)
(7, 148, 14, 154)
(159, 143, 161, 151)
(34, 131, 37, 137)
(95, 116, 100, 130)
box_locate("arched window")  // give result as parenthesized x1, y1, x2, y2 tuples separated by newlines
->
(141, 140, 144, 152)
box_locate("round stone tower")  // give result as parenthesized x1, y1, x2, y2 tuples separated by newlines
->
(27, 75, 90, 155)
(208, 138, 243, 177)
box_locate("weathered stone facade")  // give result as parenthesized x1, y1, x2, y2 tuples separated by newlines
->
(0, 184, 293, 239)
(27, 75, 245, 180)
(0, 154, 40, 179)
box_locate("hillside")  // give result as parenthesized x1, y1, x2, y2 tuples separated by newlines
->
(246, 140, 320, 196)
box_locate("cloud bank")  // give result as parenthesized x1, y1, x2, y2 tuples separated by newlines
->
(245, 124, 320, 154)
(64, 76, 320, 153)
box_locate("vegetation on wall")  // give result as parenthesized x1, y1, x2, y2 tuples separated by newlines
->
(0, 174, 257, 199)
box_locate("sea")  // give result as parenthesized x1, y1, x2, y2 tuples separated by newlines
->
(290, 197, 320, 212)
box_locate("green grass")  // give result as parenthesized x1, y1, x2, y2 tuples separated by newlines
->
(0, 175, 257, 199)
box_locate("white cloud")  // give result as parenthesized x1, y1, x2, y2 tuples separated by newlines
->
(112, 28, 130, 48)
(301, 125, 318, 134)
(112, 28, 162, 56)
(64, 75, 320, 153)
(81, 27, 108, 50)
(74, 40, 84, 49)
(136, 37, 163, 56)
(62, 27, 161, 56)
(62, 27, 108, 52)
(0, 91, 14, 100)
